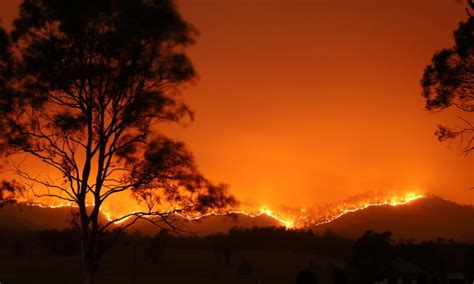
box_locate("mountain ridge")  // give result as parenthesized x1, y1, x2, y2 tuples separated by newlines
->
(311, 196, 474, 242)
(1, 196, 473, 241)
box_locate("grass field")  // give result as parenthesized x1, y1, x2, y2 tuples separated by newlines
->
(1, 246, 341, 284)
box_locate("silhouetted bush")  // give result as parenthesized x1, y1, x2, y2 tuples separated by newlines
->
(146, 229, 168, 263)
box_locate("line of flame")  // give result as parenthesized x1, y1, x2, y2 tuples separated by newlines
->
(13, 192, 425, 229)
(313, 192, 425, 226)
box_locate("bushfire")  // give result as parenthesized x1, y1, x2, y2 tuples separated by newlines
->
(11, 191, 425, 229)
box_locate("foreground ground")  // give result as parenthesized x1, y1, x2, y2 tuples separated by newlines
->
(1, 247, 339, 284)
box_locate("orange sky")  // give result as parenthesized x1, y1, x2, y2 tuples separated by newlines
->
(1, 0, 473, 210)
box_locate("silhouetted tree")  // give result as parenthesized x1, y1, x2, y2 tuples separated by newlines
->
(421, 1, 473, 155)
(0, 1, 235, 283)
(0, 180, 24, 206)
(0, 26, 14, 142)
(467, 0, 474, 17)
(147, 229, 168, 263)
(351, 230, 393, 282)
(0, 27, 23, 206)
(211, 233, 232, 266)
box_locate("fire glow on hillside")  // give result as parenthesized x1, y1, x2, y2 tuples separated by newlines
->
(12, 191, 425, 229)
(181, 191, 425, 228)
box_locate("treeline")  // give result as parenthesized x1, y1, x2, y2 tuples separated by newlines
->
(0, 229, 80, 257)
(1, 226, 473, 268)
(351, 230, 474, 276)
(396, 237, 474, 273)
(162, 227, 354, 259)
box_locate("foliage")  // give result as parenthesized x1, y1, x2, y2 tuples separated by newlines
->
(0, 0, 235, 282)
(0, 180, 24, 206)
(351, 230, 393, 272)
(421, 5, 473, 155)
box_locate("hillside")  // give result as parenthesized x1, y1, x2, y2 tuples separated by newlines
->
(0, 203, 281, 235)
(312, 196, 474, 242)
(1, 196, 474, 242)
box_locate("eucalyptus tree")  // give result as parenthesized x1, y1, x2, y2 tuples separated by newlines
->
(0, 0, 235, 283)
(421, 1, 473, 155)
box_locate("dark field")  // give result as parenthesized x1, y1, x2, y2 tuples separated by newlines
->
(1, 247, 338, 284)
(2, 228, 473, 284)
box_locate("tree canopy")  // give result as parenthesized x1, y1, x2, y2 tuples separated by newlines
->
(421, 6, 473, 155)
(0, 0, 235, 282)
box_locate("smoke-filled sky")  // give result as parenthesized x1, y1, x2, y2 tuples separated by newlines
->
(1, 0, 473, 209)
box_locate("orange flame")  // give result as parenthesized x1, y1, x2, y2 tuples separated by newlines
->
(13, 191, 425, 229)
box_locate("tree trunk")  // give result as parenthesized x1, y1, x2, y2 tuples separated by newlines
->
(81, 229, 100, 284)
(82, 243, 97, 284)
